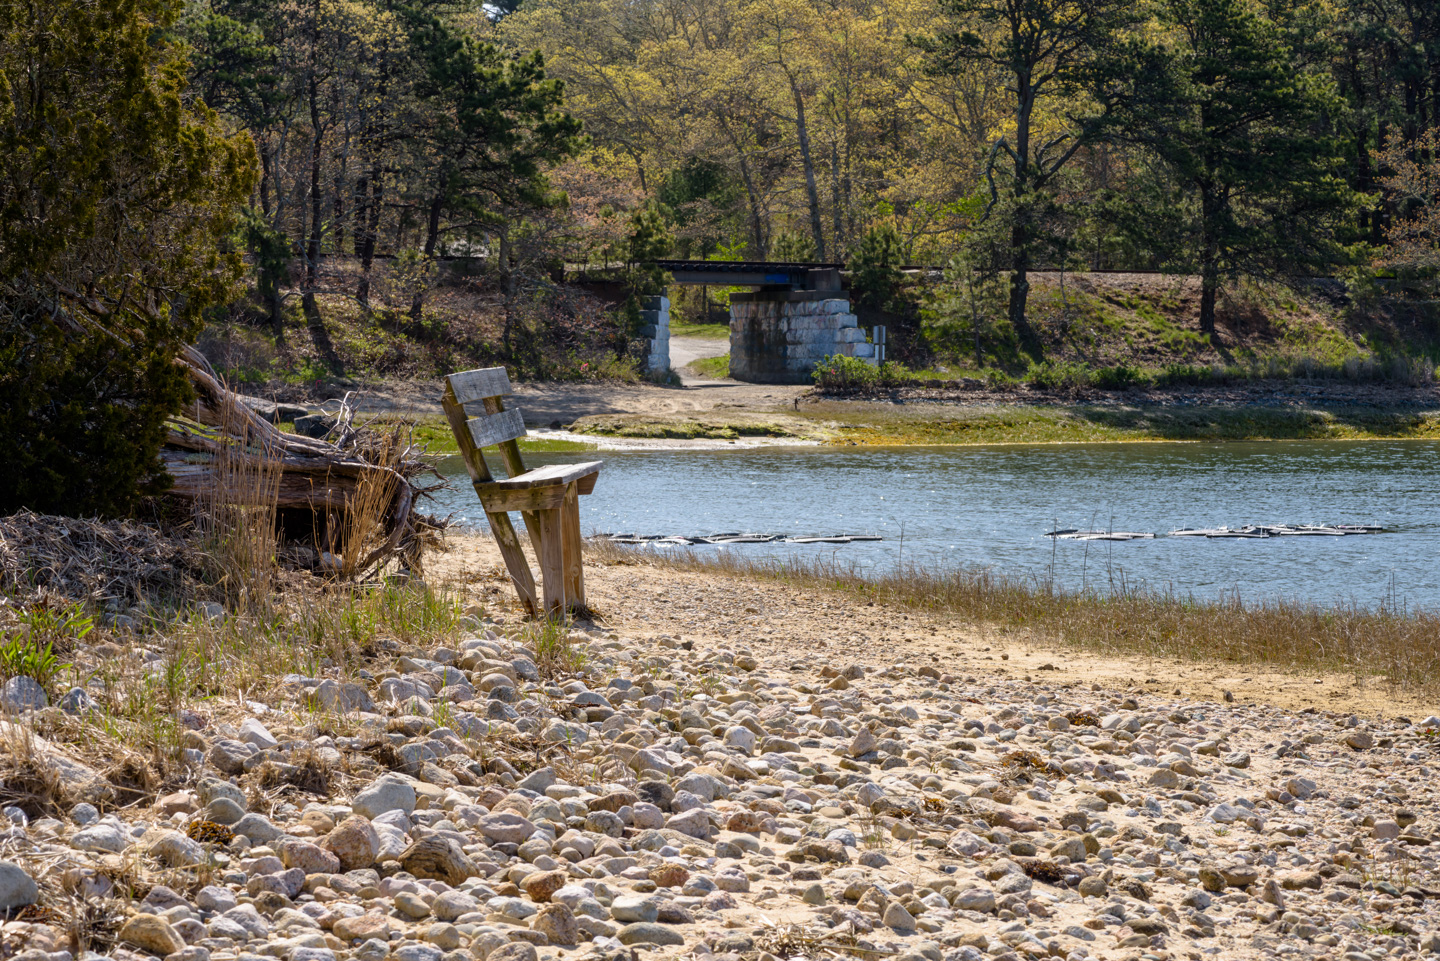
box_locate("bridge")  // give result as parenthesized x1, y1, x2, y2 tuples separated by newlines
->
(636, 260, 878, 384)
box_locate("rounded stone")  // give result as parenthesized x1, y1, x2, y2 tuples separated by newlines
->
(616, 922, 685, 946)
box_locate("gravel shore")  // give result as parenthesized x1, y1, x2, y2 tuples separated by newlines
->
(0, 543, 1436, 961)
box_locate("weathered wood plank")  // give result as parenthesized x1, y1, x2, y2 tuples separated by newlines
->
(447, 367, 513, 405)
(471, 484, 568, 513)
(443, 382, 536, 615)
(481, 461, 601, 491)
(441, 383, 494, 483)
(484, 510, 538, 617)
(466, 408, 526, 449)
(561, 481, 585, 609)
(536, 507, 566, 616)
(475, 394, 547, 562)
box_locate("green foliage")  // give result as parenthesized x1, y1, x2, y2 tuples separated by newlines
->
(925, 249, 1010, 366)
(1024, 360, 1091, 389)
(770, 230, 817, 262)
(847, 225, 910, 313)
(1090, 363, 1151, 390)
(2, 602, 85, 690)
(813, 354, 880, 390)
(1105, 0, 1361, 332)
(0, 636, 68, 691)
(620, 203, 673, 335)
(1155, 362, 1221, 387)
(0, 0, 256, 516)
(877, 361, 915, 387)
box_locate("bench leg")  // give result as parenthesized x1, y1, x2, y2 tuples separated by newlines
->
(536, 506, 566, 618)
(561, 481, 585, 611)
(484, 510, 537, 617)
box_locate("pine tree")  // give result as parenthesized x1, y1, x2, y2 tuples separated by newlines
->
(405, 11, 582, 323)
(914, 0, 1137, 353)
(1106, 0, 1360, 334)
(0, 0, 255, 515)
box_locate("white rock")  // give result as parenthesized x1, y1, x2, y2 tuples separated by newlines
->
(238, 718, 279, 748)
(352, 776, 417, 819)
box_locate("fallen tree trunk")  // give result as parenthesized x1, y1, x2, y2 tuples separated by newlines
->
(159, 346, 436, 576)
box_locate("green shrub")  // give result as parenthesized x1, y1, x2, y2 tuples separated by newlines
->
(1155, 362, 1220, 387)
(877, 361, 914, 388)
(1091, 363, 1152, 390)
(1024, 360, 1091, 389)
(813, 355, 880, 390)
(982, 368, 1019, 389)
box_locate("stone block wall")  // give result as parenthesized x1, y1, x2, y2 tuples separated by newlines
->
(637, 295, 669, 373)
(729, 291, 874, 384)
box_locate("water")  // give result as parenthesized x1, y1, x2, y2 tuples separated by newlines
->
(431, 440, 1440, 610)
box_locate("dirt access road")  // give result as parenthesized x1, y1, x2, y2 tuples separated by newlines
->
(336, 335, 804, 427)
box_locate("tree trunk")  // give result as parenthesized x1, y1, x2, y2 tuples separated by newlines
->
(830, 142, 844, 255)
(303, 69, 338, 370)
(719, 116, 767, 257)
(499, 225, 515, 354)
(410, 177, 446, 324)
(259, 144, 273, 217)
(787, 75, 826, 261)
(1007, 77, 1037, 352)
(1007, 216, 1033, 350)
(357, 165, 383, 306)
(333, 170, 346, 254)
(1199, 188, 1221, 336)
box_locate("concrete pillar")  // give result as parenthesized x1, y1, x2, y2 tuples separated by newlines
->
(639, 295, 669, 374)
(728, 290, 872, 384)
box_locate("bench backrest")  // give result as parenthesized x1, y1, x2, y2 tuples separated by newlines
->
(442, 367, 528, 484)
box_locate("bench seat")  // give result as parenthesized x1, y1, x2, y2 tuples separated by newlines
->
(473, 462, 602, 512)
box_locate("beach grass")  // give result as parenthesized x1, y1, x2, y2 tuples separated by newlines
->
(590, 541, 1440, 695)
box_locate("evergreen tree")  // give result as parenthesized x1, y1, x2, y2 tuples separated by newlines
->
(914, 0, 1137, 352)
(1107, 0, 1360, 333)
(406, 11, 581, 322)
(0, 0, 255, 515)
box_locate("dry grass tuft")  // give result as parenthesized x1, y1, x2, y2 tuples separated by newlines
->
(590, 541, 1440, 695)
(196, 401, 283, 613)
(252, 746, 333, 796)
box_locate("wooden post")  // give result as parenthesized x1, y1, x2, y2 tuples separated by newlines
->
(536, 507, 567, 617)
(560, 480, 585, 609)
(441, 383, 538, 617)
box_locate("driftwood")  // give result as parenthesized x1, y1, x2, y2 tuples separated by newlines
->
(158, 346, 436, 576)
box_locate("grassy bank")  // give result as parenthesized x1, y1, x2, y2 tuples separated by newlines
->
(591, 542, 1440, 696)
(684, 354, 730, 379)
(803, 400, 1440, 445)
(398, 415, 598, 456)
(563, 401, 1440, 445)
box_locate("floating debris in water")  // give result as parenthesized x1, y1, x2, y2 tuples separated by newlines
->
(1169, 524, 1389, 539)
(1044, 529, 1155, 541)
(1047, 524, 1391, 540)
(594, 532, 883, 546)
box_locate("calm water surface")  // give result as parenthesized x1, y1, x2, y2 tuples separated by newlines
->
(432, 441, 1440, 610)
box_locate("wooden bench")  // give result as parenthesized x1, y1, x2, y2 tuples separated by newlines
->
(441, 367, 601, 618)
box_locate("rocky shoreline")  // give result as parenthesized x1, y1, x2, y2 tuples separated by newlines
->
(0, 602, 1436, 961)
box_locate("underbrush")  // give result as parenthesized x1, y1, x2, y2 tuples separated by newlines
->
(817, 351, 1440, 395)
(202, 259, 643, 387)
(592, 543, 1440, 695)
(571, 415, 809, 440)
